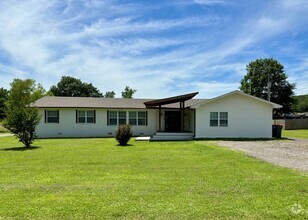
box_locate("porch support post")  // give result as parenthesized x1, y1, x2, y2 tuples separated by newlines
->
(159, 105, 161, 132)
(183, 101, 185, 131)
(180, 101, 185, 132)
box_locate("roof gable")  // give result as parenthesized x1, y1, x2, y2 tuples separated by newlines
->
(191, 90, 282, 109)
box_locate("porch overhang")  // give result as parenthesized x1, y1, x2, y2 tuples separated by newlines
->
(144, 92, 198, 132)
(144, 92, 198, 107)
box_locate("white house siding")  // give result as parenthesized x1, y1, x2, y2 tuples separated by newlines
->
(35, 108, 157, 138)
(195, 93, 273, 138)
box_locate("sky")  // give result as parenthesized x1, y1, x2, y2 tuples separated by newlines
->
(0, 0, 307, 98)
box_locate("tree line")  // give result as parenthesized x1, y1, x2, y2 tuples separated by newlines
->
(0, 76, 137, 120)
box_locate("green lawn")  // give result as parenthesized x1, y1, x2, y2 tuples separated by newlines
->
(282, 129, 308, 139)
(0, 137, 307, 219)
(0, 122, 9, 133)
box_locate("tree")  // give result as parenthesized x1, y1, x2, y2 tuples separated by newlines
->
(0, 87, 9, 119)
(240, 58, 296, 114)
(3, 79, 43, 148)
(121, 86, 137, 98)
(4, 107, 41, 147)
(32, 83, 53, 101)
(50, 76, 103, 97)
(104, 91, 115, 98)
(293, 94, 308, 112)
(5, 79, 51, 110)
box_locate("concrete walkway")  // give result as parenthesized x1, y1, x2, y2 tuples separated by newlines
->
(0, 133, 13, 137)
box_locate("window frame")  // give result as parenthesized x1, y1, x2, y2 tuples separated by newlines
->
(45, 110, 59, 123)
(108, 110, 148, 126)
(118, 111, 127, 125)
(129, 111, 137, 125)
(108, 110, 118, 126)
(137, 111, 147, 126)
(210, 112, 218, 127)
(210, 111, 228, 127)
(76, 110, 95, 124)
(219, 112, 228, 127)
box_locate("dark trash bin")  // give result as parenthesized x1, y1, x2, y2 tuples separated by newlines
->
(272, 124, 283, 138)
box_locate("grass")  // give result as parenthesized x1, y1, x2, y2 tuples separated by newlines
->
(0, 121, 9, 133)
(282, 129, 308, 139)
(0, 137, 307, 219)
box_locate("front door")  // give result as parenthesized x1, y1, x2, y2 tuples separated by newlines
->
(165, 111, 181, 132)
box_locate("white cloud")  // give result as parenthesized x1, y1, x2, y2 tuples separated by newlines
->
(193, 0, 226, 5)
(0, 0, 307, 98)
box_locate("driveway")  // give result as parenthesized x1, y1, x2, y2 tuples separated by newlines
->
(218, 138, 308, 171)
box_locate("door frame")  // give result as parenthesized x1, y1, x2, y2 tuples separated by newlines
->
(165, 110, 181, 132)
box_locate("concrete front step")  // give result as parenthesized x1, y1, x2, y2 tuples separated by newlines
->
(154, 132, 194, 136)
(151, 132, 194, 141)
(135, 136, 151, 141)
(150, 136, 193, 141)
(135, 132, 194, 141)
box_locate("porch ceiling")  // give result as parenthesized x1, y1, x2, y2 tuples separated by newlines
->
(144, 92, 198, 107)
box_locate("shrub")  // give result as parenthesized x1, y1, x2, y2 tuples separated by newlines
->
(115, 124, 133, 146)
(3, 107, 41, 147)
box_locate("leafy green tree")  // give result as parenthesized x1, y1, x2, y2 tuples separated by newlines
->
(3, 79, 44, 148)
(50, 76, 103, 97)
(104, 91, 115, 98)
(293, 94, 308, 112)
(6, 79, 36, 109)
(4, 107, 41, 147)
(121, 86, 137, 98)
(32, 83, 53, 101)
(240, 58, 296, 114)
(5, 79, 51, 110)
(0, 87, 9, 119)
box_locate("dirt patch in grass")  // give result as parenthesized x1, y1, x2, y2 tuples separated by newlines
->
(218, 138, 308, 171)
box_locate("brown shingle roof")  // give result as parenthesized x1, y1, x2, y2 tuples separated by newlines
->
(32, 96, 207, 109)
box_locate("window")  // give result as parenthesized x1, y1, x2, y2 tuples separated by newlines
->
(109, 111, 117, 125)
(129, 112, 137, 125)
(118, 111, 127, 125)
(138, 111, 147, 125)
(220, 112, 228, 127)
(210, 112, 228, 127)
(46, 110, 59, 123)
(108, 110, 147, 126)
(77, 110, 95, 123)
(210, 112, 218, 126)
(87, 110, 95, 123)
(78, 110, 86, 123)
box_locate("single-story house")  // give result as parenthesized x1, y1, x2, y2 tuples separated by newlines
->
(33, 90, 282, 140)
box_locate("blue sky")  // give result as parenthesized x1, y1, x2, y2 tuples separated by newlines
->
(0, 0, 307, 98)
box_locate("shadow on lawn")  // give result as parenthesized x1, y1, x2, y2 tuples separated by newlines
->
(1, 146, 41, 151)
(116, 144, 134, 147)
